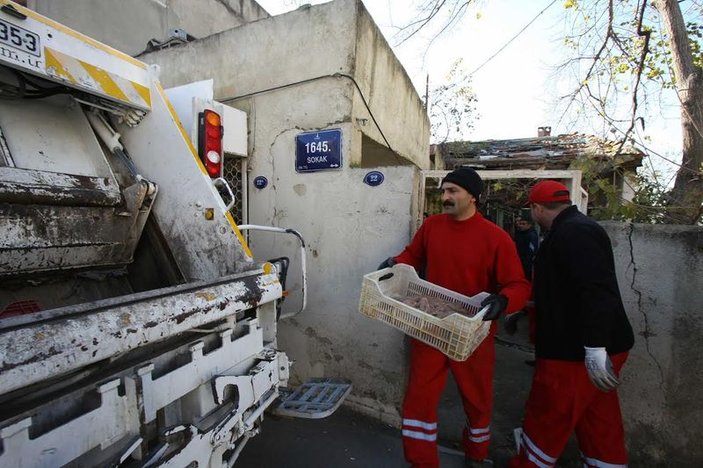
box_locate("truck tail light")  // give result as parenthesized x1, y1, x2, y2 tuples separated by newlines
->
(198, 109, 223, 178)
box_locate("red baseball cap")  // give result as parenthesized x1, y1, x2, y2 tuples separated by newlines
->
(528, 180, 571, 204)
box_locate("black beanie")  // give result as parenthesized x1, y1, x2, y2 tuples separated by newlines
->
(441, 167, 484, 200)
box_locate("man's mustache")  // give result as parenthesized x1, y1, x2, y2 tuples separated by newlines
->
(443, 201, 454, 207)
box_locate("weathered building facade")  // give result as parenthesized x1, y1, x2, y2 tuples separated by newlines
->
(434, 132, 644, 218)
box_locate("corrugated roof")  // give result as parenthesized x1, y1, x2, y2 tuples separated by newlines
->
(437, 133, 645, 171)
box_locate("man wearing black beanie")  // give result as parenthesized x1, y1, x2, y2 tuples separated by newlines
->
(441, 167, 484, 202)
(383, 167, 530, 467)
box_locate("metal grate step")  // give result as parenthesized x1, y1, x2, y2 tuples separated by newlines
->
(272, 378, 352, 419)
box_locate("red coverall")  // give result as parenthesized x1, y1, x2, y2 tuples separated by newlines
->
(395, 212, 530, 467)
(509, 353, 629, 468)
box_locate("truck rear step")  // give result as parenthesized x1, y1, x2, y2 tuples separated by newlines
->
(272, 378, 352, 419)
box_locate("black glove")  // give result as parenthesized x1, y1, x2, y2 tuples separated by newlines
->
(480, 294, 508, 321)
(503, 310, 527, 335)
(377, 257, 396, 270)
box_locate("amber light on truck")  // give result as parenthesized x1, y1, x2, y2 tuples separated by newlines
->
(198, 109, 223, 177)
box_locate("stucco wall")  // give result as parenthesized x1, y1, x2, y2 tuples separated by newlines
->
(140, 1, 358, 102)
(602, 222, 703, 465)
(352, 3, 430, 168)
(27, 0, 269, 56)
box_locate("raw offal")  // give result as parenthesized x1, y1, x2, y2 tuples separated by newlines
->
(399, 295, 473, 319)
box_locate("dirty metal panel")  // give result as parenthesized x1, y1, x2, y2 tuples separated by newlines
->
(0, 271, 281, 395)
(0, 166, 121, 206)
(0, 196, 151, 277)
(0, 328, 285, 467)
(0, 95, 118, 178)
(155, 356, 285, 467)
(138, 326, 279, 423)
(0, 379, 139, 468)
(1, 244, 128, 278)
(118, 82, 253, 281)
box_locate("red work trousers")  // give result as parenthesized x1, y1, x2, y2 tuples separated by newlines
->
(509, 352, 629, 468)
(402, 335, 495, 468)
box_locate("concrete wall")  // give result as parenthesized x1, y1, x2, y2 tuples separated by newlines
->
(353, 5, 430, 168)
(140, 0, 429, 419)
(27, 0, 269, 56)
(141, 1, 358, 104)
(602, 222, 703, 466)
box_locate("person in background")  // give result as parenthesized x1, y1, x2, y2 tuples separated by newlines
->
(380, 167, 530, 468)
(513, 216, 539, 280)
(509, 180, 634, 468)
(505, 216, 540, 362)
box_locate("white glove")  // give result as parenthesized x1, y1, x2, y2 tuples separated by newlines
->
(584, 347, 619, 392)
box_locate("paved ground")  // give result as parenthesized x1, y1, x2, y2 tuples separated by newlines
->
(238, 318, 581, 467)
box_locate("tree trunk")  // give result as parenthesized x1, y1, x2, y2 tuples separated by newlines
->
(654, 0, 703, 224)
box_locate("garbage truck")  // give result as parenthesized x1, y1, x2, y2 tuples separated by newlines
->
(0, 1, 349, 466)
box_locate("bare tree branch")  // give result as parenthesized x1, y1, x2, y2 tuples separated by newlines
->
(615, 0, 652, 156)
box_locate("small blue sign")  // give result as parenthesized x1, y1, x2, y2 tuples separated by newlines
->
(295, 129, 342, 173)
(253, 176, 268, 189)
(363, 171, 385, 187)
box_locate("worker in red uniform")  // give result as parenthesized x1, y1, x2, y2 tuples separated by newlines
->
(509, 180, 634, 468)
(381, 167, 530, 467)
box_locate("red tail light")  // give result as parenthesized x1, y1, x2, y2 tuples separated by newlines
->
(198, 109, 223, 177)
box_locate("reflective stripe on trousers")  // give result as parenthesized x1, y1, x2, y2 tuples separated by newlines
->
(402, 418, 438, 442)
(467, 423, 491, 443)
(582, 452, 628, 468)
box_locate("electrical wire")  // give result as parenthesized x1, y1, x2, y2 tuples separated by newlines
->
(0, 66, 71, 100)
(218, 73, 394, 152)
(467, 0, 559, 77)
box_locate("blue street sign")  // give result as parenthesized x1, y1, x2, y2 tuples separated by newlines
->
(253, 176, 268, 189)
(363, 171, 384, 187)
(295, 129, 342, 173)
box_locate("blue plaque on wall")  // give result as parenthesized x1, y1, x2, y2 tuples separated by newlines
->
(363, 171, 384, 186)
(253, 176, 268, 189)
(295, 129, 342, 173)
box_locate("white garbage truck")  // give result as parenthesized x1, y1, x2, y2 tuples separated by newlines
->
(0, 2, 349, 466)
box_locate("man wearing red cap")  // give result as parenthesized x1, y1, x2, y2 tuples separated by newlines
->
(381, 167, 530, 467)
(509, 180, 634, 468)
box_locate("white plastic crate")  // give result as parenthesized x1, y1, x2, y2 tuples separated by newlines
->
(359, 264, 491, 361)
